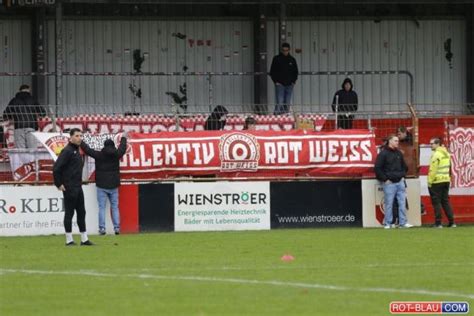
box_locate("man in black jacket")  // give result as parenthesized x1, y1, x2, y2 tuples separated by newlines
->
(331, 78, 358, 129)
(3, 84, 46, 148)
(374, 135, 413, 229)
(270, 43, 298, 115)
(81, 133, 127, 235)
(53, 128, 93, 246)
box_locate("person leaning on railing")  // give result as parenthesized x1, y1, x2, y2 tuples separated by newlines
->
(243, 117, 257, 131)
(2, 84, 46, 148)
(396, 126, 413, 145)
(331, 78, 358, 129)
(204, 105, 228, 131)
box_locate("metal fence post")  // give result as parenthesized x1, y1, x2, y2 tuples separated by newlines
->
(34, 149, 39, 183)
(55, 0, 63, 116)
(208, 74, 213, 112)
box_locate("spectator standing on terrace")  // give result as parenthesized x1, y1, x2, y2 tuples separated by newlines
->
(80, 133, 128, 235)
(270, 42, 298, 115)
(428, 137, 456, 228)
(3, 84, 46, 148)
(53, 128, 94, 246)
(204, 105, 228, 131)
(397, 126, 413, 145)
(374, 135, 413, 229)
(243, 117, 257, 131)
(331, 78, 358, 129)
(394, 125, 427, 217)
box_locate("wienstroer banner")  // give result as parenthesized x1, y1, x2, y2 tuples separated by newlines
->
(119, 129, 376, 179)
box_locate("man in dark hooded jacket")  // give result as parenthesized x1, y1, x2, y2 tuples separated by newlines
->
(80, 133, 127, 235)
(204, 105, 228, 131)
(3, 84, 46, 148)
(331, 78, 358, 129)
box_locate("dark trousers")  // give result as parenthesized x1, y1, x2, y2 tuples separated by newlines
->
(429, 182, 454, 225)
(63, 187, 87, 233)
(337, 114, 354, 129)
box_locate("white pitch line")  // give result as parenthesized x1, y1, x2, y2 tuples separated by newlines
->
(1, 268, 473, 300)
(137, 262, 474, 272)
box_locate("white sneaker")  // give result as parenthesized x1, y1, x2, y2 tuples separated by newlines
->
(400, 223, 414, 228)
(384, 224, 391, 229)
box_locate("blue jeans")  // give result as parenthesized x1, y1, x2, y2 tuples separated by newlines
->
(274, 84, 294, 115)
(383, 180, 407, 226)
(97, 187, 120, 231)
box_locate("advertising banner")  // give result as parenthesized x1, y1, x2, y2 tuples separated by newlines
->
(361, 179, 421, 228)
(174, 182, 270, 232)
(0, 184, 113, 236)
(270, 180, 362, 228)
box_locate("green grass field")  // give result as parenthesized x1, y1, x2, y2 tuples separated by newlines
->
(1, 227, 473, 315)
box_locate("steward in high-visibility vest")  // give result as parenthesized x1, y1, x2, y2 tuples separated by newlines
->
(428, 138, 455, 228)
(428, 145, 451, 187)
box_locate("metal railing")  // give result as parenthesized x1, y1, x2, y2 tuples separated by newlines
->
(1, 70, 419, 114)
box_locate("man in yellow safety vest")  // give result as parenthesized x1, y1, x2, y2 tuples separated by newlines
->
(428, 138, 456, 228)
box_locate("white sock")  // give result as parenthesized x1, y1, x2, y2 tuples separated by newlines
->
(65, 233, 73, 243)
(80, 232, 88, 242)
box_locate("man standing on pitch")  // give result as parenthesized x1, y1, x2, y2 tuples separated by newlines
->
(428, 137, 456, 228)
(53, 128, 93, 246)
(80, 133, 128, 235)
(374, 135, 413, 229)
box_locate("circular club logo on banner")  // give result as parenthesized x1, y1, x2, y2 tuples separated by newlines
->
(219, 133, 260, 172)
(45, 135, 69, 156)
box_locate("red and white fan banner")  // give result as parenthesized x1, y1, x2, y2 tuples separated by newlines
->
(10, 132, 75, 182)
(419, 127, 473, 196)
(119, 129, 376, 179)
(448, 127, 473, 189)
(26, 130, 375, 181)
(7, 151, 53, 182)
(32, 132, 121, 181)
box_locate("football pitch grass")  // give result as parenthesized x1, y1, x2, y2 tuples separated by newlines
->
(1, 227, 473, 315)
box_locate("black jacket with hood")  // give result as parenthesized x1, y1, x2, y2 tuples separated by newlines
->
(3, 91, 46, 129)
(269, 53, 299, 86)
(204, 105, 228, 131)
(374, 145, 408, 183)
(331, 78, 358, 113)
(81, 137, 127, 189)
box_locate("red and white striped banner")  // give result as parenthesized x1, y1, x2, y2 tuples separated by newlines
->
(37, 114, 326, 133)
